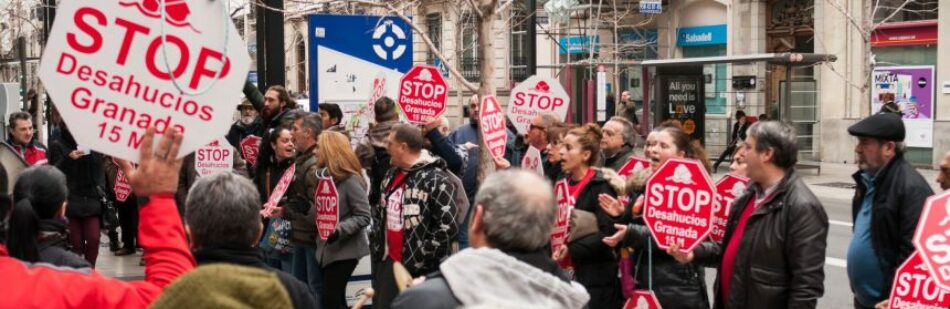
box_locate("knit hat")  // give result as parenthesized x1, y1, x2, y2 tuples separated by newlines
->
(150, 264, 293, 309)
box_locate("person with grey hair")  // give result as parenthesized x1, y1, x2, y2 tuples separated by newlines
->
(600, 116, 637, 171)
(285, 111, 323, 295)
(392, 170, 590, 309)
(668, 121, 829, 308)
(185, 172, 317, 309)
(844, 112, 932, 309)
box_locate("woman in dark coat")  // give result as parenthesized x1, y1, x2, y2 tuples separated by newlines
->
(6, 166, 90, 268)
(553, 123, 624, 309)
(601, 123, 712, 309)
(50, 124, 105, 266)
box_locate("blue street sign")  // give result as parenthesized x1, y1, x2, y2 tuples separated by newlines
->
(308, 14, 413, 111)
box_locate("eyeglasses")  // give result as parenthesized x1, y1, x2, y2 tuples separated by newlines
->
(529, 124, 546, 131)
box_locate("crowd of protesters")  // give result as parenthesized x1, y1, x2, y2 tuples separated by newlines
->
(0, 79, 945, 309)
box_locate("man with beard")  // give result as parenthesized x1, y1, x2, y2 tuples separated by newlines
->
(845, 112, 932, 309)
(253, 86, 299, 178)
(227, 99, 264, 151)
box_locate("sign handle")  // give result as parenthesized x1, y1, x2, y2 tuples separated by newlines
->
(158, 0, 231, 96)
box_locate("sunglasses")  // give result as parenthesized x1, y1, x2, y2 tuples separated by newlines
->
(529, 124, 546, 131)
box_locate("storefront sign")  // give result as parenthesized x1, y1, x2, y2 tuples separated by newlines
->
(872, 21, 938, 47)
(639, 0, 661, 14)
(558, 35, 600, 55)
(871, 66, 934, 148)
(677, 24, 727, 47)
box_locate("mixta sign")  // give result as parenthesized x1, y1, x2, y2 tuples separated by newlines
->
(677, 24, 727, 47)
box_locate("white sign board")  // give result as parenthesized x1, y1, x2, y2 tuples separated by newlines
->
(508, 75, 571, 135)
(38, 0, 251, 162)
(195, 138, 233, 177)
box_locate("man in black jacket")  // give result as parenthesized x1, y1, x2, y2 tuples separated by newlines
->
(670, 121, 828, 309)
(713, 110, 750, 173)
(845, 112, 933, 309)
(183, 172, 317, 309)
(392, 170, 589, 309)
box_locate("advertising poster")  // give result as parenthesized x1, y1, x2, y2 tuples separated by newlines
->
(871, 66, 934, 148)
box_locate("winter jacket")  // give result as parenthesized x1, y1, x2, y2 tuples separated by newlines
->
(255, 157, 295, 206)
(285, 145, 318, 246)
(49, 137, 105, 219)
(37, 219, 91, 269)
(425, 129, 464, 176)
(0, 194, 196, 308)
(314, 171, 371, 267)
(356, 120, 398, 208)
(6, 139, 48, 166)
(562, 168, 625, 309)
(447, 123, 516, 203)
(392, 248, 590, 309)
(693, 170, 828, 309)
(193, 247, 317, 309)
(370, 150, 459, 276)
(729, 121, 750, 146)
(603, 146, 635, 172)
(226, 117, 264, 150)
(620, 218, 710, 309)
(850, 155, 932, 298)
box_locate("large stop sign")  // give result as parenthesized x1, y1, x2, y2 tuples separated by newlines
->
(397, 65, 448, 124)
(38, 0, 250, 162)
(710, 174, 748, 242)
(887, 251, 950, 308)
(643, 158, 715, 252)
(913, 190, 950, 290)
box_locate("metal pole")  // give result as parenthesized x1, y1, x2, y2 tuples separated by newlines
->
(17, 37, 27, 109)
(526, 0, 537, 76)
(784, 64, 792, 123)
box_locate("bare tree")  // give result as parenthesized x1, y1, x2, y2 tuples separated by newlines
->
(822, 0, 938, 92)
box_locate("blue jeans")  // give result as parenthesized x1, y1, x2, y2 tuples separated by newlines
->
(292, 245, 323, 298)
(264, 250, 293, 273)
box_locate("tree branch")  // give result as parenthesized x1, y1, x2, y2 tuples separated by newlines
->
(349, 0, 478, 92)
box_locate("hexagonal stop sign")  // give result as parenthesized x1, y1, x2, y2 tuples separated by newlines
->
(397, 65, 448, 124)
(913, 190, 950, 290)
(38, 0, 250, 163)
(643, 158, 716, 252)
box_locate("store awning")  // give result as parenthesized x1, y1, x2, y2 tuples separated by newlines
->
(640, 53, 837, 67)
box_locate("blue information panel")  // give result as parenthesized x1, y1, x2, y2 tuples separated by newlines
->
(308, 14, 413, 111)
(676, 24, 727, 47)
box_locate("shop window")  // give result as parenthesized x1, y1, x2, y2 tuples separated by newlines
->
(510, 4, 528, 82)
(874, 0, 938, 23)
(426, 13, 442, 64)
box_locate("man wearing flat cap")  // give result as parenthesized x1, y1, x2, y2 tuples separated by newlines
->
(845, 112, 933, 309)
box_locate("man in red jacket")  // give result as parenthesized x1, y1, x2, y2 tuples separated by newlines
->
(0, 127, 196, 308)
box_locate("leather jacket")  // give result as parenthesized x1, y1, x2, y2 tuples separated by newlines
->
(694, 170, 829, 309)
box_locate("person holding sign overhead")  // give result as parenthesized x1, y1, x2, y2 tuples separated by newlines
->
(600, 122, 711, 309)
(551, 123, 624, 309)
(313, 131, 371, 309)
(666, 121, 828, 309)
